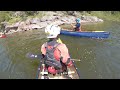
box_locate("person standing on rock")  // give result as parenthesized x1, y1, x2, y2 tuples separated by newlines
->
(71, 18, 81, 32)
(41, 24, 73, 76)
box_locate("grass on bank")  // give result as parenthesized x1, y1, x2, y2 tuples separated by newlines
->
(0, 11, 120, 31)
(90, 11, 120, 22)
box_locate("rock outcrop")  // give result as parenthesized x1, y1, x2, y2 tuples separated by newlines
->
(1, 12, 104, 34)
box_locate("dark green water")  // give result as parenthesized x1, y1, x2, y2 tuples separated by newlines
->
(0, 21, 120, 79)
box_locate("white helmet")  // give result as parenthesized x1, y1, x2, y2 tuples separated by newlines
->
(45, 24, 61, 38)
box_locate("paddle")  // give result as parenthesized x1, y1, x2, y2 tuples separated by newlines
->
(26, 52, 81, 62)
(26, 52, 43, 59)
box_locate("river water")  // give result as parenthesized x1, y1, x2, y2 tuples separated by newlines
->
(0, 21, 120, 79)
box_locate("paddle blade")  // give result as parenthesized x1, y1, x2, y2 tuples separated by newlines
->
(26, 52, 43, 59)
(26, 52, 37, 59)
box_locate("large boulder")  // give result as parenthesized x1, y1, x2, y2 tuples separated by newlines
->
(29, 24, 41, 29)
(51, 20, 64, 26)
(30, 18, 40, 24)
(25, 18, 31, 25)
(46, 16, 53, 21)
(61, 16, 76, 24)
(81, 16, 104, 22)
(40, 15, 58, 22)
(45, 11, 57, 16)
(67, 11, 77, 16)
(5, 25, 18, 33)
(13, 11, 26, 17)
(40, 16, 47, 22)
(38, 22, 48, 28)
(13, 21, 21, 27)
(46, 21, 52, 24)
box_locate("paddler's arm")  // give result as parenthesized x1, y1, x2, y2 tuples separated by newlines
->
(71, 23, 76, 28)
(57, 44, 73, 66)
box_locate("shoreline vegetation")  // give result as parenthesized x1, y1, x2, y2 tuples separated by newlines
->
(0, 11, 119, 34)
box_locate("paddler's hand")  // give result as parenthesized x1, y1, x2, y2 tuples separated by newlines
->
(71, 23, 76, 28)
(67, 61, 73, 67)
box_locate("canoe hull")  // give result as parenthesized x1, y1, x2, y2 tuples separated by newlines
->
(60, 30, 110, 38)
(0, 35, 6, 38)
(37, 60, 80, 79)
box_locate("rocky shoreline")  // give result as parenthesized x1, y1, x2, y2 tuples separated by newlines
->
(1, 12, 104, 34)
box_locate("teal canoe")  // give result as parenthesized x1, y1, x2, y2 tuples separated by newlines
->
(60, 30, 110, 38)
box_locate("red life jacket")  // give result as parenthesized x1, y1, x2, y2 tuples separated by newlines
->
(44, 40, 63, 70)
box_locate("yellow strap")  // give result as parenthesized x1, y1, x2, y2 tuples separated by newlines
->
(57, 38, 63, 44)
(93, 31, 104, 32)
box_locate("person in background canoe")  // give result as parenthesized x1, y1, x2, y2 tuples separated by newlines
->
(41, 24, 73, 76)
(71, 18, 81, 32)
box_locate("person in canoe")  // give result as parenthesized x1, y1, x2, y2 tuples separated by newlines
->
(41, 24, 73, 76)
(71, 18, 81, 32)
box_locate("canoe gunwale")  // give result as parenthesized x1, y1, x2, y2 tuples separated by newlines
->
(60, 30, 110, 38)
(37, 60, 80, 79)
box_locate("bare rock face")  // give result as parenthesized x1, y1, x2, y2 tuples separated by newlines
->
(5, 25, 18, 33)
(45, 11, 57, 16)
(13, 11, 25, 17)
(1, 11, 104, 34)
(50, 20, 64, 26)
(29, 24, 41, 29)
(39, 22, 48, 28)
(30, 18, 40, 24)
(81, 15, 104, 22)
(40, 16, 47, 22)
(25, 19, 31, 25)
(13, 21, 21, 27)
(67, 11, 77, 16)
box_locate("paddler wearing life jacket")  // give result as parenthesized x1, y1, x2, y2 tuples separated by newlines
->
(41, 24, 73, 75)
(71, 18, 81, 32)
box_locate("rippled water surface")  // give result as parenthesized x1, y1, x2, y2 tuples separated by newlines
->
(0, 21, 120, 79)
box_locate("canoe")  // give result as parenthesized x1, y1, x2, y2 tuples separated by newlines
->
(0, 35, 6, 38)
(60, 30, 110, 38)
(36, 59, 80, 79)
